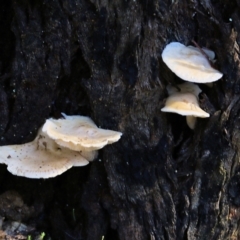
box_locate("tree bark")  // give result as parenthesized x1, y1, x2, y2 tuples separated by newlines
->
(0, 0, 240, 239)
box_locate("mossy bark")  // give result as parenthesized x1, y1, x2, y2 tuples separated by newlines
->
(0, 0, 240, 239)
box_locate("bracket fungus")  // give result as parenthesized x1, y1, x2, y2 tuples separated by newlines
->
(0, 114, 122, 179)
(162, 42, 223, 83)
(161, 83, 209, 129)
(167, 82, 202, 97)
(42, 113, 122, 152)
(0, 129, 92, 179)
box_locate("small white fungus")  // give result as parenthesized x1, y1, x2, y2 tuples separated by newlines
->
(162, 42, 223, 83)
(0, 129, 93, 179)
(161, 91, 209, 129)
(167, 82, 202, 97)
(42, 113, 122, 152)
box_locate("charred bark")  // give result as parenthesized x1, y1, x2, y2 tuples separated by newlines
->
(0, 0, 240, 239)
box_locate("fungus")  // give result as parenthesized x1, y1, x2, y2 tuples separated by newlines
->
(167, 82, 202, 97)
(42, 114, 122, 152)
(0, 129, 96, 179)
(0, 114, 122, 178)
(161, 92, 209, 129)
(162, 42, 223, 83)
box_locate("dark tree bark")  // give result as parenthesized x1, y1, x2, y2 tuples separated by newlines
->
(0, 0, 240, 239)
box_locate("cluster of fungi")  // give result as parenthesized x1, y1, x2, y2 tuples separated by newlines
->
(161, 42, 223, 129)
(0, 114, 122, 178)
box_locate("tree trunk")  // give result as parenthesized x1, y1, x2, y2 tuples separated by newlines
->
(0, 0, 240, 239)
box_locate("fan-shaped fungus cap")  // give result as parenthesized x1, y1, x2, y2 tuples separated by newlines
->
(161, 92, 209, 117)
(161, 92, 209, 129)
(167, 82, 202, 97)
(162, 42, 223, 83)
(0, 129, 96, 179)
(42, 114, 122, 152)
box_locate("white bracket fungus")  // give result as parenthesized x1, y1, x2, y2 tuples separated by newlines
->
(167, 82, 202, 97)
(162, 42, 223, 83)
(0, 129, 93, 179)
(161, 83, 209, 129)
(0, 114, 122, 179)
(42, 113, 122, 152)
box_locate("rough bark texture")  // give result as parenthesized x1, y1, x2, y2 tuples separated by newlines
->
(0, 0, 240, 239)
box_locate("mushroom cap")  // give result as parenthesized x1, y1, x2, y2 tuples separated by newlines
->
(0, 130, 94, 179)
(42, 114, 122, 152)
(167, 82, 202, 97)
(162, 42, 223, 83)
(161, 92, 209, 117)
